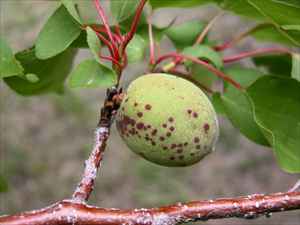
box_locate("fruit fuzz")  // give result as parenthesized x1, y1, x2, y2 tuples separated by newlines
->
(116, 73, 219, 167)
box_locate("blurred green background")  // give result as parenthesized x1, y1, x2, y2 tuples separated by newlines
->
(0, 1, 299, 224)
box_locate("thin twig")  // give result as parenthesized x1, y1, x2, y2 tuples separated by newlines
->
(2, 191, 300, 225)
(93, 0, 119, 59)
(121, 0, 148, 52)
(148, 12, 155, 66)
(154, 53, 242, 89)
(72, 87, 122, 202)
(214, 23, 273, 51)
(195, 12, 225, 45)
(289, 180, 300, 192)
(223, 47, 291, 64)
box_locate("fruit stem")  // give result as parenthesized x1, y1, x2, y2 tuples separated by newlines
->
(214, 23, 273, 51)
(223, 47, 292, 63)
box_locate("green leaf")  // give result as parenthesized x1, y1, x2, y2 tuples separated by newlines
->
(150, 0, 219, 8)
(190, 64, 216, 90)
(253, 54, 292, 76)
(136, 24, 167, 43)
(61, 0, 82, 24)
(291, 53, 300, 82)
(110, 0, 139, 23)
(68, 59, 117, 88)
(182, 45, 223, 69)
(211, 92, 225, 115)
(166, 21, 206, 50)
(0, 37, 23, 78)
(247, 76, 300, 173)
(36, 5, 81, 59)
(71, 30, 88, 48)
(0, 174, 8, 193)
(282, 25, 300, 31)
(86, 26, 101, 62)
(222, 0, 300, 46)
(220, 67, 269, 146)
(4, 47, 76, 95)
(252, 25, 300, 47)
(126, 34, 147, 63)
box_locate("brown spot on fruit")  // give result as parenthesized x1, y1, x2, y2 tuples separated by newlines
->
(151, 141, 156, 146)
(136, 122, 144, 130)
(147, 125, 151, 129)
(151, 129, 157, 136)
(178, 143, 183, 148)
(177, 149, 183, 153)
(166, 132, 171, 137)
(187, 109, 192, 114)
(169, 126, 175, 132)
(125, 98, 129, 102)
(179, 155, 184, 160)
(159, 136, 165, 141)
(184, 142, 188, 146)
(170, 156, 175, 160)
(171, 144, 176, 149)
(145, 104, 152, 110)
(130, 119, 136, 126)
(194, 137, 200, 143)
(137, 112, 143, 118)
(168, 117, 174, 123)
(204, 123, 210, 133)
(163, 146, 168, 150)
(193, 112, 198, 118)
(134, 102, 138, 107)
(162, 123, 167, 128)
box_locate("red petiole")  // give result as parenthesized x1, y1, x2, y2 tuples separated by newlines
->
(223, 47, 291, 63)
(154, 53, 243, 90)
(87, 0, 148, 78)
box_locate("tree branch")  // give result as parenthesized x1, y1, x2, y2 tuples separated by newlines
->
(72, 87, 122, 203)
(1, 191, 299, 225)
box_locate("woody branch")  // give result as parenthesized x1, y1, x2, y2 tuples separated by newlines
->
(1, 191, 299, 225)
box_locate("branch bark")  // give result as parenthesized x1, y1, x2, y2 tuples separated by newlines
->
(72, 87, 122, 202)
(1, 191, 299, 225)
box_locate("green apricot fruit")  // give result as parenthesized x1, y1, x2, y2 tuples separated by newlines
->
(116, 73, 219, 167)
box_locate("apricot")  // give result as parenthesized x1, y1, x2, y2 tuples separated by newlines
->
(116, 73, 219, 166)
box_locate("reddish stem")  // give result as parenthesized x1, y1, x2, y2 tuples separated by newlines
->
(214, 23, 273, 51)
(95, 32, 115, 58)
(99, 55, 122, 69)
(94, 0, 119, 59)
(114, 24, 123, 43)
(148, 14, 155, 65)
(154, 53, 242, 89)
(122, 0, 148, 51)
(2, 191, 300, 225)
(223, 47, 291, 63)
